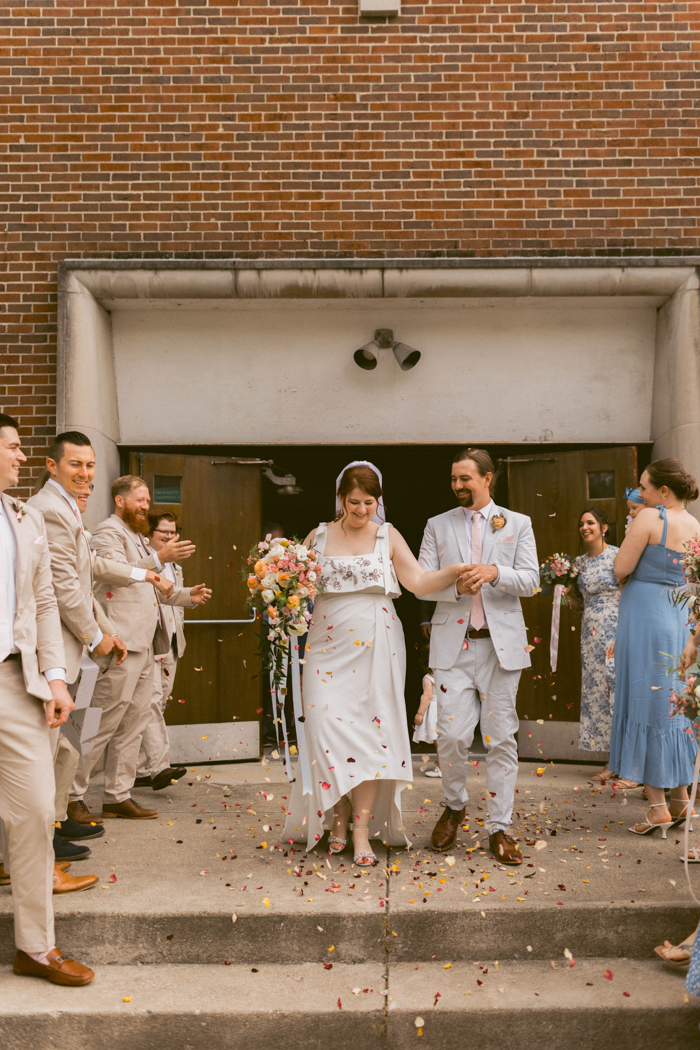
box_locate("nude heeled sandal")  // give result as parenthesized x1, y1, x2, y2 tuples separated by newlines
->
(352, 824, 376, 867)
(628, 802, 673, 839)
(669, 795, 695, 831)
(329, 796, 352, 854)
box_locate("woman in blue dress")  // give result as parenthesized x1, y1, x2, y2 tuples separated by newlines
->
(565, 509, 622, 780)
(609, 457, 699, 836)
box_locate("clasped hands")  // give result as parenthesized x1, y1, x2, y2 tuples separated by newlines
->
(456, 562, 498, 595)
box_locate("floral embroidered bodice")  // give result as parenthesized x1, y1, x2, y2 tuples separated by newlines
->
(313, 522, 401, 598)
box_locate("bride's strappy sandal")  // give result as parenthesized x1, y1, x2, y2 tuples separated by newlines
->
(329, 796, 352, 854)
(628, 802, 673, 839)
(352, 824, 377, 867)
(669, 796, 695, 831)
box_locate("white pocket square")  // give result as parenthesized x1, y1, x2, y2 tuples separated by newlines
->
(499, 534, 515, 543)
(33, 535, 45, 545)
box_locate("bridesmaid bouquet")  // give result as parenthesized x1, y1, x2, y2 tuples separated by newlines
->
(669, 537, 700, 616)
(539, 553, 580, 604)
(245, 536, 320, 687)
(670, 676, 700, 736)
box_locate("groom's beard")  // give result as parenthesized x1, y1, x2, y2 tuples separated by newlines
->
(121, 505, 150, 535)
(456, 490, 474, 508)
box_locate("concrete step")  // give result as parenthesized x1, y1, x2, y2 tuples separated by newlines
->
(0, 959, 697, 1050)
(1, 901, 694, 966)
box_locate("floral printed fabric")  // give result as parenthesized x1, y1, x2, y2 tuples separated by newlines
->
(575, 545, 620, 752)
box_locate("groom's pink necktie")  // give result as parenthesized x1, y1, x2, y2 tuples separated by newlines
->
(470, 511, 485, 630)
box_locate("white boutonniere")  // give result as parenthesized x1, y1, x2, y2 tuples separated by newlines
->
(10, 499, 27, 524)
(491, 511, 507, 533)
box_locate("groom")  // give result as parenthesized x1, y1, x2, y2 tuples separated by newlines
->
(419, 449, 539, 865)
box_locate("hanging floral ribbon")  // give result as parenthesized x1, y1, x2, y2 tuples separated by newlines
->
(271, 639, 312, 796)
(550, 584, 565, 673)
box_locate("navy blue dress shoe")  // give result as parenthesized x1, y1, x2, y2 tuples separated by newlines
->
(56, 818, 105, 841)
(53, 832, 91, 861)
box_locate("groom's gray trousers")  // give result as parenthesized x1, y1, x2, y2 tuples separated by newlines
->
(434, 636, 520, 834)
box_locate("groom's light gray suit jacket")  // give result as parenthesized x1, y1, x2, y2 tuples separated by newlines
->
(418, 505, 539, 672)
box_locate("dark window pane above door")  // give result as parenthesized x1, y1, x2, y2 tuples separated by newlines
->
(154, 475, 182, 504)
(587, 471, 615, 499)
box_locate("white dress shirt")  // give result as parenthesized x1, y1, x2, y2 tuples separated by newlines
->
(456, 499, 500, 628)
(0, 496, 64, 681)
(47, 479, 148, 650)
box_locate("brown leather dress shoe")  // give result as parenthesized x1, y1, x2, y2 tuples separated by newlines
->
(430, 804, 466, 851)
(489, 831, 522, 865)
(67, 800, 103, 825)
(13, 947, 94, 986)
(53, 868, 98, 894)
(103, 798, 157, 820)
(1, 862, 72, 887)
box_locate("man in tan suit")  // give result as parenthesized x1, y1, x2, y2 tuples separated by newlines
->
(135, 511, 197, 791)
(0, 412, 94, 986)
(29, 432, 175, 857)
(68, 476, 211, 821)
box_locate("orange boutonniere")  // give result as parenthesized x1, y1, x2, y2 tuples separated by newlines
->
(491, 512, 507, 533)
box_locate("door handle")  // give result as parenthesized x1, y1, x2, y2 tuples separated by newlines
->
(185, 609, 257, 626)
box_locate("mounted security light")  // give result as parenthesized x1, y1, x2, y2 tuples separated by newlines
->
(353, 329, 421, 372)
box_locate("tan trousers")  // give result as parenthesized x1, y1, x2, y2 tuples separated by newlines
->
(0, 660, 55, 952)
(70, 647, 155, 805)
(50, 730, 79, 823)
(137, 646, 178, 779)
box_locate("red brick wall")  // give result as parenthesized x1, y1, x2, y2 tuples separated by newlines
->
(2, 0, 698, 488)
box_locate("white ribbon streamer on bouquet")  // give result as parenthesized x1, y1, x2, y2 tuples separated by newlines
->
(270, 639, 312, 796)
(550, 584, 565, 673)
(683, 746, 700, 905)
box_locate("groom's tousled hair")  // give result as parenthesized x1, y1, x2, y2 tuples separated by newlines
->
(453, 448, 494, 478)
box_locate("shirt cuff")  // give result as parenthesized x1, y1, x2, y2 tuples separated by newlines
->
(130, 567, 147, 582)
(490, 568, 500, 587)
(44, 668, 66, 683)
(87, 628, 103, 652)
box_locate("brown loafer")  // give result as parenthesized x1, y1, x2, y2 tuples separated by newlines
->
(489, 831, 522, 865)
(13, 947, 94, 986)
(53, 867, 98, 894)
(67, 800, 103, 826)
(103, 798, 157, 820)
(430, 804, 466, 851)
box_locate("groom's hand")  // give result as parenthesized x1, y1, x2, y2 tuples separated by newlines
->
(459, 563, 498, 594)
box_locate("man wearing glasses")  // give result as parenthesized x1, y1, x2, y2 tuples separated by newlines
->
(134, 512, 201, 791)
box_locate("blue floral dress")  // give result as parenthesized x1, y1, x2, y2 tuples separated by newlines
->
(575, 546, 620, 752)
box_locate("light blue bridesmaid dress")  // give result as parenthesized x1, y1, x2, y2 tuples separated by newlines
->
(608, 507, 698, 787)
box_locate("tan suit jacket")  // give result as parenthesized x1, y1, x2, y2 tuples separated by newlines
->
(161, 562, 188, 658)
(90, 514, 193, 652)
(2, 493, 65, 700)
(28, 484, 134, 683)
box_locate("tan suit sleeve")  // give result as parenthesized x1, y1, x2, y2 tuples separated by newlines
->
(90, 519, 159, 570)
(34, 521, 67, 673)
(40, 504, 102, 646)
(93, 555, 134, 588)
(162, 586, 195, 609)
(93, 599, 114, 637)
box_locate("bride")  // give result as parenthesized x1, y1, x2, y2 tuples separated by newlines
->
(282, 461, 469, 865)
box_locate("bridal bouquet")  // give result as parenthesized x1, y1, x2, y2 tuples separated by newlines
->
(539, 553, 580, 604)
(669, 537, 700, 619)
(245, 536, 320, 687)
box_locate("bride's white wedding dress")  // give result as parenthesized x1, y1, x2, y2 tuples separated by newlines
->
(282, 522, 412, 850)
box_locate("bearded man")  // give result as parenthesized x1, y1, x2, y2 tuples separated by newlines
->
(67, 476, 211, 823)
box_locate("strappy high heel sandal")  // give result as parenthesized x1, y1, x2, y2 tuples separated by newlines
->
(329, 796, 352, 854)
(669, 796, 695, 830)
(352, 824, 376, 867)
(628, 802, 673, 839)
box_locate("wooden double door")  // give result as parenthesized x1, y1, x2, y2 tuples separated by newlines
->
(507, 447, 637, 723)
(129, 453, 262, 730)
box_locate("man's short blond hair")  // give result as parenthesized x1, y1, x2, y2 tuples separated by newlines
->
(111, 475, 148, 502)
